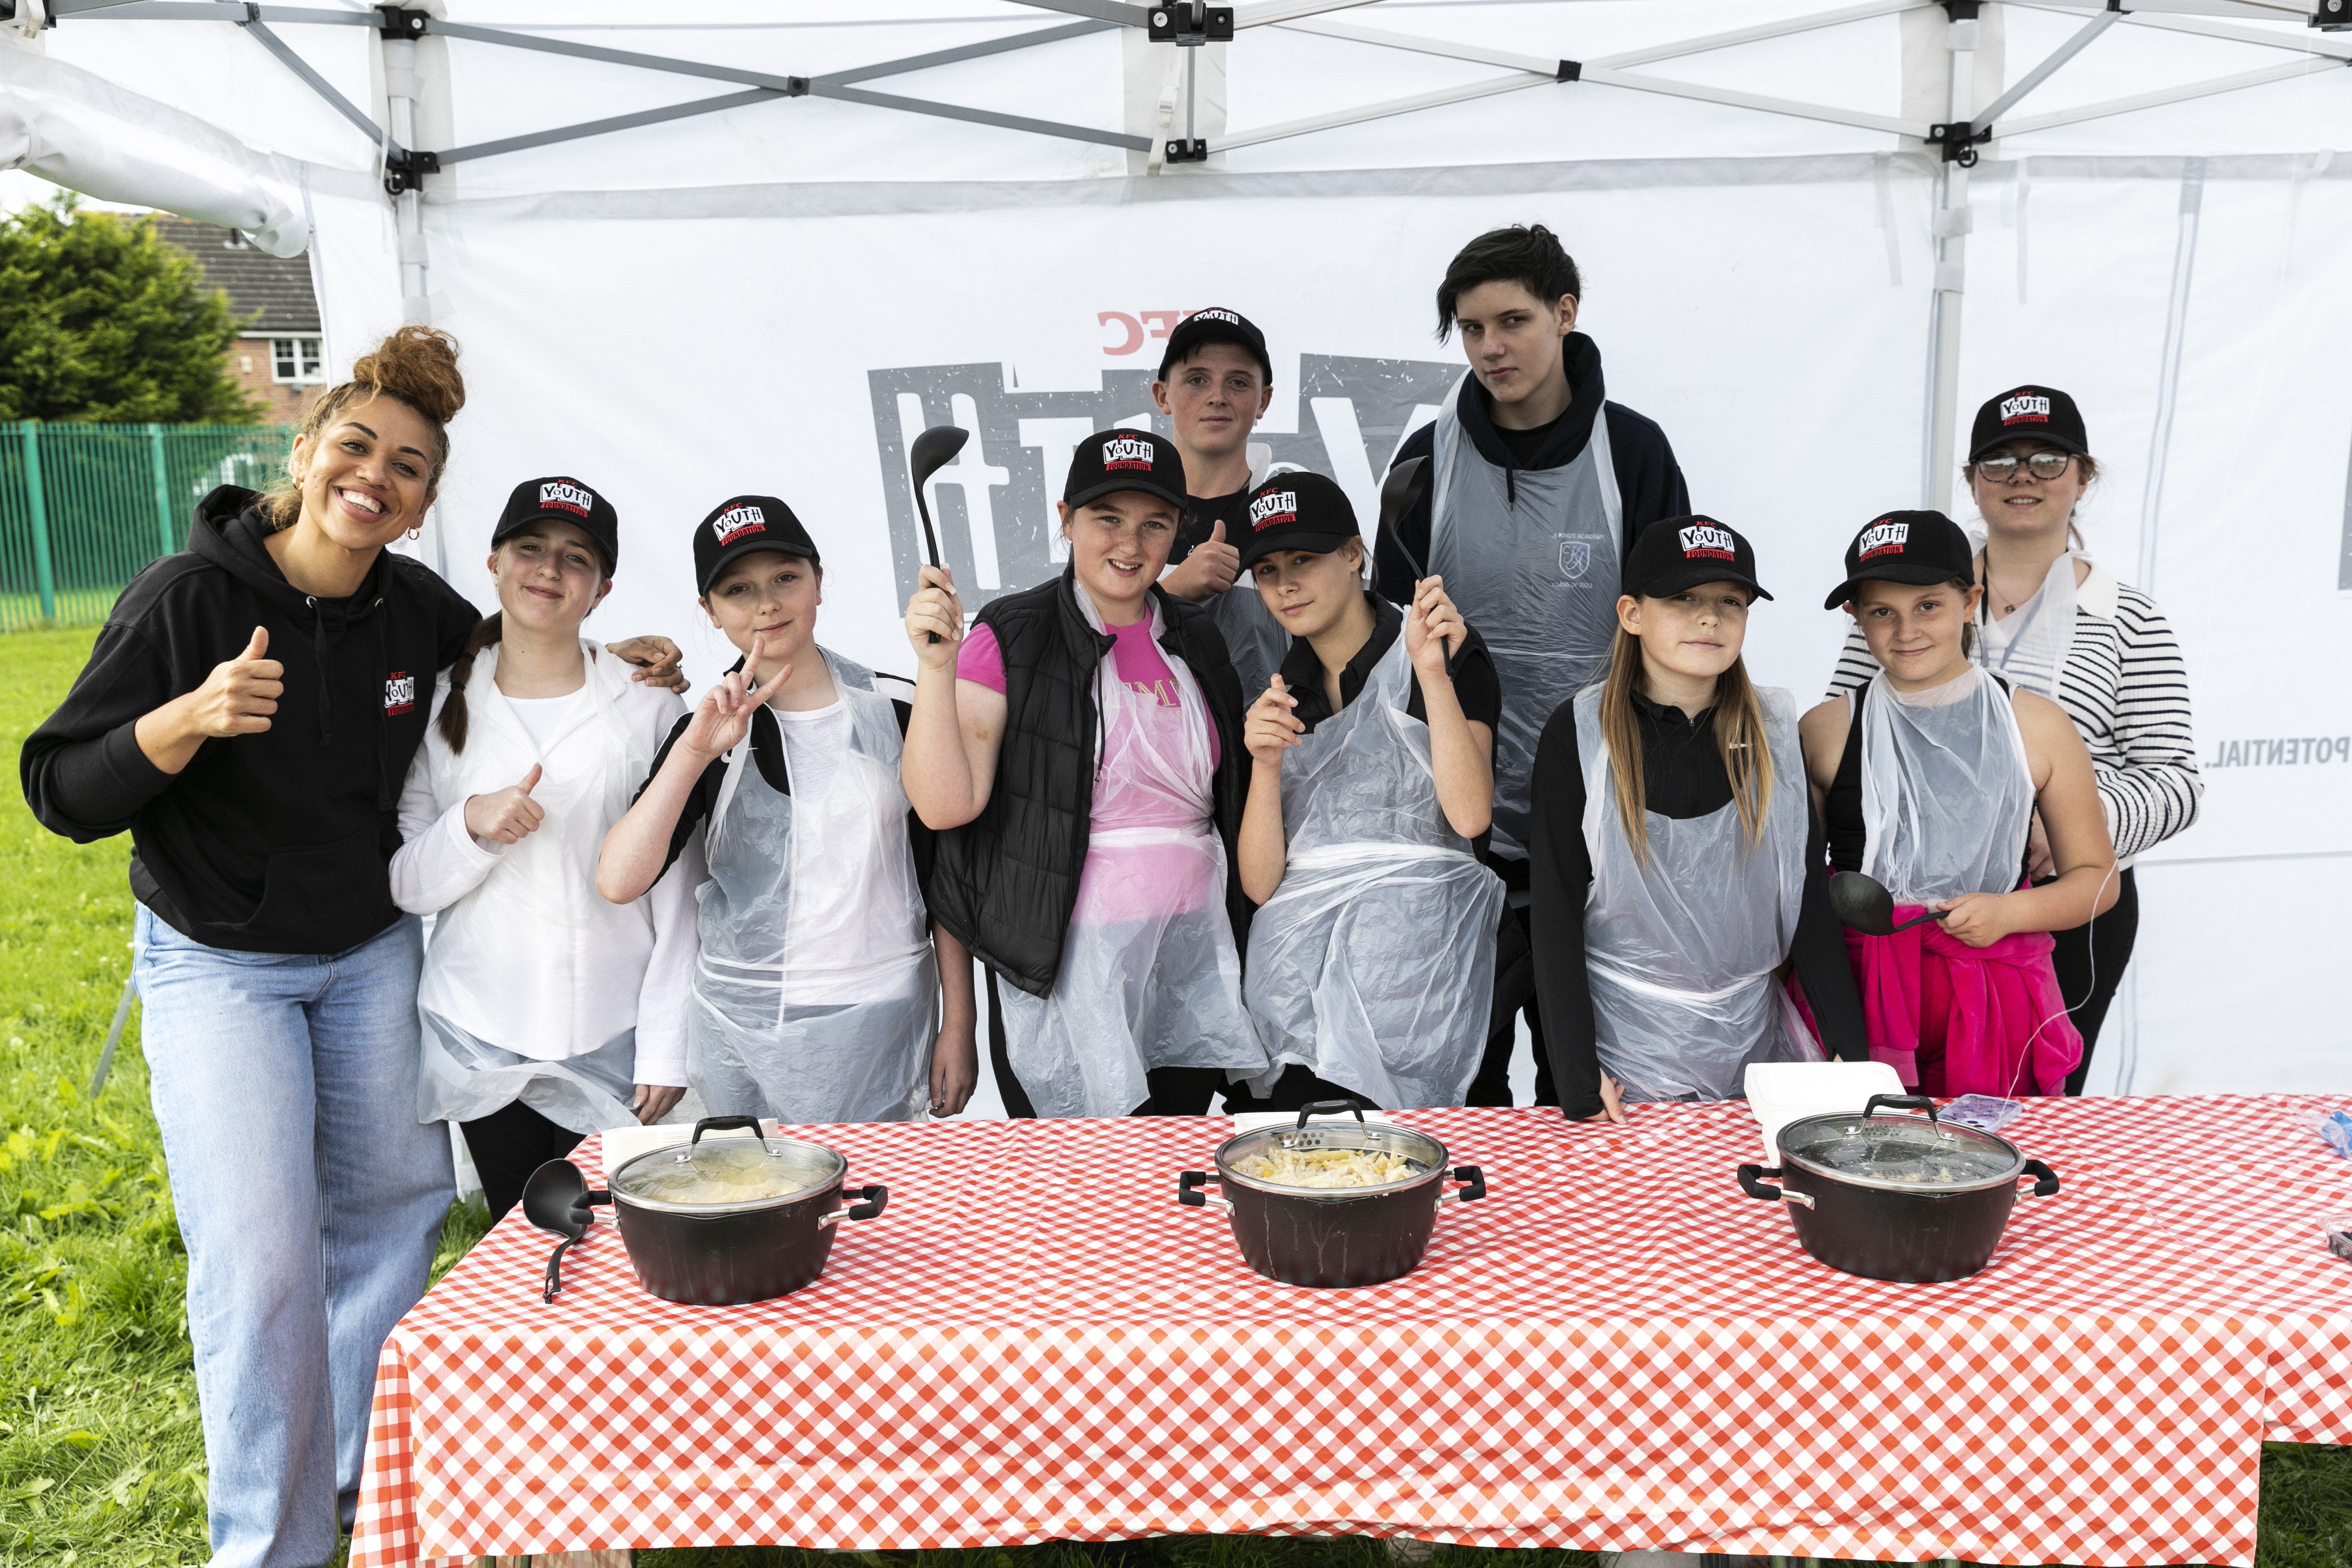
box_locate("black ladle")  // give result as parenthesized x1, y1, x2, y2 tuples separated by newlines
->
(1375, 456, 1452, 679)
(521, 1157, 605, 1303)
(1828, 870, 1951, 937)
(909, 425, 971, 644)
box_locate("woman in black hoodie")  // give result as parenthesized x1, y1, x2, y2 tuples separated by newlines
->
(17, 328, 679, 1568)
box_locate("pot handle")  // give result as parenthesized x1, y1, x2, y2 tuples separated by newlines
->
(1177, 1169, 1235, 1215)
(1442, 1165, 1486, 1205)
(1862, 1093, 1939, 1124)
(542, 1190, 609, 1303)
(1296, 1099, 1366, 1130)
(1737, 1164, 1816, 1209)
(819, 1184, 889, 1228)
(2020, 1159, 2059, 1197)
(690, 1114, 772, 1156)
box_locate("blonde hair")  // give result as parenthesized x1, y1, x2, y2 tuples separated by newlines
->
(262, 326, 465, 529)
(1599, 622, 1773, 866)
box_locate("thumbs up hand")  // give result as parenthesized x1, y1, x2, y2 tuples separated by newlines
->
(464, 761, 549, 846)
(1162, 513, 1241, 602)
(183, 624, 286, 740)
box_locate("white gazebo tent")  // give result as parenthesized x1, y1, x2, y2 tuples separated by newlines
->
(6, 0, 2348, 1100)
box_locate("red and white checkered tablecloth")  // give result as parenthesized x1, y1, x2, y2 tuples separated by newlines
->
(349, 1094, 2352, 1568)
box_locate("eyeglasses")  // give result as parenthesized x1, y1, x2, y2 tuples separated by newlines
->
(1974, 451, 2074, 482)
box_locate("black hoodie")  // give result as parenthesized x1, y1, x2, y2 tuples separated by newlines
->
(1374, 332, 1690, 605)
(20, 487, 480, 954)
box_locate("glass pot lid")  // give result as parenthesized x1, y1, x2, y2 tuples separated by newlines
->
(1216, 1120, 1447, 1197)
(1779, 1106, 2023, 1194)
(611, 1134, 844, 1214)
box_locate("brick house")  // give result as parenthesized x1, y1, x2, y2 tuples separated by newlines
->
(152, 216, 325, 424)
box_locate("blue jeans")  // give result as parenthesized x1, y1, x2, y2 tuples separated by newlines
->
(133, 909, 453, 1568)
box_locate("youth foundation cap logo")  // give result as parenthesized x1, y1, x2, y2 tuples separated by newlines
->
(1248, 490, 1297, 530)
(1857, 518, 1910, 560)
(1100, 435, 1155, 471)
(1679, 522, 1735, 560)
(712, 504, 768, 545)
(539, 479, 594, 516)
(1191, 308, 1242, 327)
(2001, 393, 2052, 425)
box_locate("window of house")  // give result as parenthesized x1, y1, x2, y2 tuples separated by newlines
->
(270, 336, 324, 385)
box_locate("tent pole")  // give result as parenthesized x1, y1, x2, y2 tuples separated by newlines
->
(384, 28, 428, 324)
(1922, 6, 1978, 510)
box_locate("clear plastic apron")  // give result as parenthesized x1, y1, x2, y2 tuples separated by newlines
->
(417, 642, 653, 1133)
(691, 650, 937, 1125)
(996, 590, 1265, 1119)
(1242, 636, 1504, 1108)
(1857, 665, 2036, 904)
(1977, 550, 2079, 701)
(1577, 684, 1815, 1102)
(1428, 371, 1622, 862)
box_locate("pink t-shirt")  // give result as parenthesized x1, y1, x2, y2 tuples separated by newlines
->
(957, 621, 1220, 771)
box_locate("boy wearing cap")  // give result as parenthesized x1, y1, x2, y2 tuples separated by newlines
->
(599, 494, 979, 1127)
(1526, 517, 1863, 1124)
(902, 427, 1265, 1120)
(1151, 307, 1294, 701)
(390, 477, 696, 1219)
(1801, 510, 2115, 1099)
(1232, 471, 1505, 1109)
(1375, 223, 1693, 1110)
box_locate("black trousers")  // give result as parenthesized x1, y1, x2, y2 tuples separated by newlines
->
(1466, 901, 1556, 1107)
(985, 969, 1236, 1117)
(2050, 866, 2139, 1097)
(460, 1099, 585, 1223)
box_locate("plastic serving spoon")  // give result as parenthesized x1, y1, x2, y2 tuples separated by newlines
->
(521, 1157, 599, 1303)
(1375, 456, 1452, 679)
(908, 425, 971, 644)
(1828, 871, 1951, 937)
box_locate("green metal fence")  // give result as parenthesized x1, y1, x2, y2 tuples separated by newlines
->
(0, 421, 296, 632)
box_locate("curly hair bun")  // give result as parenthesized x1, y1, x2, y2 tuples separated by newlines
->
(350, 325, 465, 427)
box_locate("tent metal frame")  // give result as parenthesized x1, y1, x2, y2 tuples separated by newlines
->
(43, 0, 2349, 497)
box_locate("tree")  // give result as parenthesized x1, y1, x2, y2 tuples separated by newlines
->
(0, 191, 266, 424)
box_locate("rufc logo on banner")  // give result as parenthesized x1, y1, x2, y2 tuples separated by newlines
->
(1249, 490, 1296, 531)
(712, 504, 767, 545)
(1857, 518, 1910, 560)
(539, 479, 594, 516)
(1679, 523, 1735, 561)
(2002, 393, 2052, 425)
(1100, 435, 1154, 471)
(384, 672, 416, 717)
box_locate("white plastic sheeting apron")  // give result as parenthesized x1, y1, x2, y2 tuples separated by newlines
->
(1242, 636, 1503, 1108)
(1428, 371, 1622, 862)
(1857, 666, 2036, 904)
(691, 650, 937, 1125)
(1577, 684, 1816, 1102)
(996, 591, 1264, 1119)
(417, 643, 656, 1133)
(1977, 551, 2079, 701)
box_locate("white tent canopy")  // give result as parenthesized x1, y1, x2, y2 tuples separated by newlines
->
(6, 0, 2348, 1099)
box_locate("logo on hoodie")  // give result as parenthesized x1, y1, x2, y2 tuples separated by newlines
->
(1857, 519, 1910, 561)
(1679, 523, 1736, 561)
(712, 504, 767, 546)
(385, 672, 416, 717)
(1100, 435, 1155, 471)
(2001, 393, 2052, 425)
(539, 479, 594, 516)
(1248, 490, 1296, 531)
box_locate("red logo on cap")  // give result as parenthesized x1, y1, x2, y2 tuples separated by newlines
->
(539, 479, 593, 517)
(1100, 435, 1154, 472)
(1857, 519, 1910, 561)
(712, 504, 767, 546)
(1679, 522, 1735, 561)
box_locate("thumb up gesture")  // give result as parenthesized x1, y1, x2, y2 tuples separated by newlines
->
(464, 762, 546, 846)
(185, 626, 284, 740)
(1164, 515, 1240, 602)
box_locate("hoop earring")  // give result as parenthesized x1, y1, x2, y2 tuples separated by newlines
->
(406, 526, 422, 541)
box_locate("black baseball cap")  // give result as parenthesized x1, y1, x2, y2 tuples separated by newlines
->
(1968, 384, 2089, 462)
(693, 494, 819, 595)
(493, 476, 619, 574)
(1823, 510, 1975, 609)
(1621, 515, 1771, 601)
(1156, 307, 1272, 384)
(1235, 471, 1359, 571)
(1064, 427, 1191, 514)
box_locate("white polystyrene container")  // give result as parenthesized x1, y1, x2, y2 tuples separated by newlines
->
(1743, 1060, 1908, 1164)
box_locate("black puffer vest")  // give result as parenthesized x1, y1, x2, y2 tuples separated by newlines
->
(929, 571, 1251, 998)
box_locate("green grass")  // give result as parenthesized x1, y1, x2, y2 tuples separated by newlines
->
(0, 623, 2343, 1568)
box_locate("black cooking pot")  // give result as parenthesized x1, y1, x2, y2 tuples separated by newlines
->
(1178, 1102, 1484, 1288)
(1737, 1094, 2057, 1283)
(526, 1116, 885, 1306)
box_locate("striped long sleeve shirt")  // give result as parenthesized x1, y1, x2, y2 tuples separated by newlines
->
(1825, 562, 2203, 867)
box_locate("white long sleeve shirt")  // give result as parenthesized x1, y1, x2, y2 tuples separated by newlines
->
(390, 642, 699, 1087)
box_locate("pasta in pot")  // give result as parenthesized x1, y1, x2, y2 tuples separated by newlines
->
(1232, 1147, 1427, 1189)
